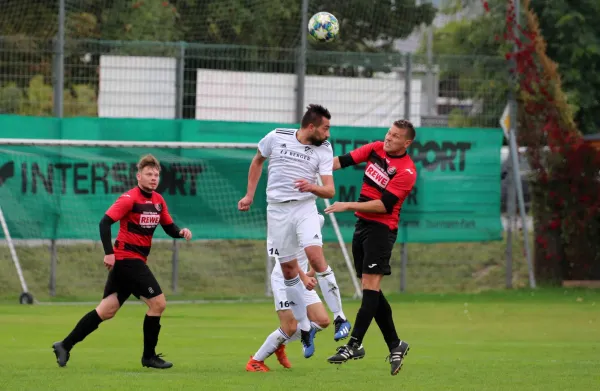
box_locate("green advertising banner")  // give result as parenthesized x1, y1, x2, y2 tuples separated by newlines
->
(0, 115, 503, 243)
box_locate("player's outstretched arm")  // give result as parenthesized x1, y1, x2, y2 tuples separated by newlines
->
(325, 199, 387, 214)
(238, 150, 267, 211)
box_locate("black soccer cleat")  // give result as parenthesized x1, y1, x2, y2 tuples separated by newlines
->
(327, 341, 365, 364)
(386, 340, 410, 376)
(142, 353, 173, 369)
(52, 341, 70, 367)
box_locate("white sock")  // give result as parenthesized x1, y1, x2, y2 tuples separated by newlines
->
(284, 275, 311, 331)
(284, 328, 301, 345)
(284, 322, 323, 345)
(253, 328, 289, 362)
(316, 266, 346, 320)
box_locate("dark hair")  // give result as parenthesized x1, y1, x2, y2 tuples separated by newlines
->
(301, 104, 331, 128)
(393, 119, 416, 140)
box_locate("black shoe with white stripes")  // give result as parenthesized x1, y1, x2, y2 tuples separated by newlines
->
(386, 341, 410, 376)
(327, 341, 365, 364)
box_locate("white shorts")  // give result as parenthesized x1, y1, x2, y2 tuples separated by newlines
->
(267, 200, 323, 262)
(271, 274, 322, 311)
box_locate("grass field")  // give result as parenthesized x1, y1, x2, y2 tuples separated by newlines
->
(0, 232, 532, 301)
(1, 288, 598, 391)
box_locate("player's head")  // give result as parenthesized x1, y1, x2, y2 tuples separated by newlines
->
(301, 104, 331, 147)
(385, 119, 416, 154)
(136, 154, 161, 192)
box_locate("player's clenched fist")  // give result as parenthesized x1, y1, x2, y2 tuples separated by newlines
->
(103, 254, 115, 271)
(302, 276, 318, 291)
(179, 228, 192, 241)
(238, 195, 253, 211)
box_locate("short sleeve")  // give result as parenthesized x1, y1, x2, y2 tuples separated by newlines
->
(257, 130, 276, 158)
(105, 193, 134, 221)
(385, 168, 417, 198)
(319, 147, 334, 176)
(349, 142, 377, 164)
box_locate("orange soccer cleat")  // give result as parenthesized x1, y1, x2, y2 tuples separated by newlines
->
(274, 344, 292, 368)
(246, 356, 270, 372)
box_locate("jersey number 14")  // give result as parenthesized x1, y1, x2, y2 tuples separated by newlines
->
(268, 248, 279, 256)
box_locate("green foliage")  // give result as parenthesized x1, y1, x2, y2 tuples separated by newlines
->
(3, 0, 436, 52)
(428, 0, 600, 134)
(0, 75, 97, 117)
(529, 0, 600, 135)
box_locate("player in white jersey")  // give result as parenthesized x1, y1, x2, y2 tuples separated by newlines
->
(246, 214, 331, 372)
(238, 104, 351, 359)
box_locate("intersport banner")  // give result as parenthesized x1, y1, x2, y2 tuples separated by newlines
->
(0, 116, 503, 243)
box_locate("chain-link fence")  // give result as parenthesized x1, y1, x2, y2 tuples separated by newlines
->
(0, 37, 508, 128)
(0, 1, 534, 299)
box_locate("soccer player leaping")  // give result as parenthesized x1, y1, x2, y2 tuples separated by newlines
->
(246, 214, 331, 372)
(238, 104, 351, 358)
(52, 154, 192, 369)
(325, 120, 417, 376)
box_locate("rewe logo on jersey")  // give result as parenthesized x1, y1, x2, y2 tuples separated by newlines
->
(139, 214, 160, 228)
(365, 164, 389, 188)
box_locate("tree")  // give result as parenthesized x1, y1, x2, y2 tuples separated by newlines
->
(528, 0, 600, 136)
(426, 0, 600, 134)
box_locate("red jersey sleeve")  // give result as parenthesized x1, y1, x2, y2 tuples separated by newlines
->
(385, 168, 417, 199)
(349, 142, 377, 164)
(105, 193, 134, 221)
(159, 198, 174, 225)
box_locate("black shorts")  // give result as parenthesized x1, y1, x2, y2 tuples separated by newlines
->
(351, 218, 398, 278)
(103, 259, 163, 306)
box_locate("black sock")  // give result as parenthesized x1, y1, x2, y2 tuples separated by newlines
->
(374, 291, 400, 351)
(349, 289, 380, 346)
(143, 315, 161, 359)
(62, 309, 103, 351)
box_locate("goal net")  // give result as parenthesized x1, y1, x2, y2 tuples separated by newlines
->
(0, 138, 361, 302)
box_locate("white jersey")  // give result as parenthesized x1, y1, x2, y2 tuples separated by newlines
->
(258, 128, 333, 204)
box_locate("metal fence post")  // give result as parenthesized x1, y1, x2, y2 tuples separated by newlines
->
(53, 0, 65, 118)
(175, 41, 185, 119)
(295, 0, 309, 123)
(49, 240, 57, 296)
(505, 146, 516, 289)
(404, 53, 412, 122)
(400, 243, 408, 292)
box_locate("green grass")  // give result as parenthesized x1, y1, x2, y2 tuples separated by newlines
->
(0, 233, 532, 301)
(1, 289, 598, 390)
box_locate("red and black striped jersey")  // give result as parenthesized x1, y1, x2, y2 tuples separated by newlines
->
(105, 187, 174, 262)
(344, 141, 417, 230)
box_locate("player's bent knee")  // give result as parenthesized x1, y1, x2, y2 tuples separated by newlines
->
(307, 304, 330, 329)
(146, 294, 167, 315)
(361, 274, 383, 291)
(279, 259, 300, 279)
(304, 246, 327, 272)
(96, 295, 120, 320)
(314, 315, 330, 329)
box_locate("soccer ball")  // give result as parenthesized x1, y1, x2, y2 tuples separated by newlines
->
(308, 12, 339, 43)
